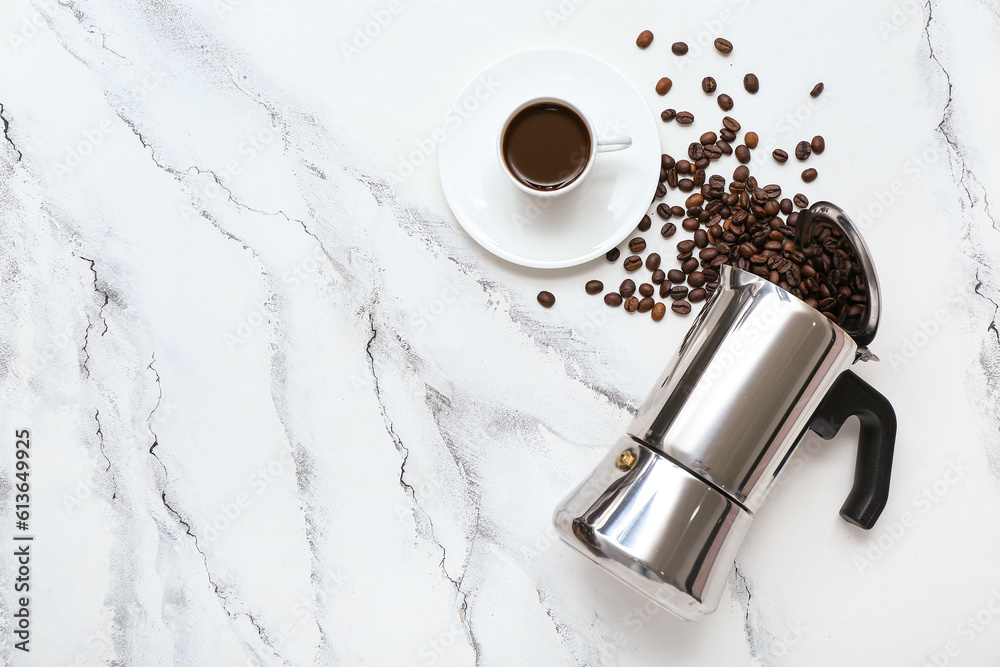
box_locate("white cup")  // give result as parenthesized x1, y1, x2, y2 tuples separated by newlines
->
(497, 97, 632, 198)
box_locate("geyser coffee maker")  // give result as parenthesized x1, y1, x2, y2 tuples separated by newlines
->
(554, 202, 896, 620)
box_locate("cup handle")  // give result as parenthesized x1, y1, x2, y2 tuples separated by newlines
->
(596, 135, 632, 153)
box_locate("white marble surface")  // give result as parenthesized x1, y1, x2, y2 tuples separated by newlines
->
(1, 0, 999, 665)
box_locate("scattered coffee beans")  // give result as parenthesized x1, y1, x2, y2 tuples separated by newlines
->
(676, 111, 694, 124)
(810, 82, 824, 97)
(743, 73, 759, 94)
(671, 42, 688, 55)
(638, 296, 655, 312)
(604, 292, 623, 307)
(651, 302, 667, 321)
(638, 214, 652, 232)
(606, 247, 620, 262)
(735, 145, 751, 163)
(773, 149, 788, 163)
(624, 296, 640, 312)
(793, 193, 809, 208)
(620, 279, 636, 298)
(811, 135, 825, 154)
(801, 168, 818, 183)
(656, 78, 673, 95)
(661, 222, 677, 237)
(646, 253, 661, 271)
(744, 131, 759, 149)
(586, 280, 604, 295)
(714, 38, 733, 53)
(702, 77, 717, 94)
(537, 291, 555, 308)
(639, 282, 654, 297)
(624, 255, 643, 271)
(722, 116, 741, 132)
(661, 108, 676, 122)
(672, 300, 692, 315)
(629, 237, 646, 253)
(717, 94, 734, 111)
(636, 30, 654, 48)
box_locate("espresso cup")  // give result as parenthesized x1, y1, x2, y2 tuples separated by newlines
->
(497, 97, 632, 198)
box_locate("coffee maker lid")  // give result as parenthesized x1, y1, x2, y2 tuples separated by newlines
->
(795, 202, 880, 348)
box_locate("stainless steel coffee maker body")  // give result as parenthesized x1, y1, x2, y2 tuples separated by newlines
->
(554, 203, 896, 620)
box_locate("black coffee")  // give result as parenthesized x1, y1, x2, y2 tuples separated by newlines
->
(502, 102, 591, 191)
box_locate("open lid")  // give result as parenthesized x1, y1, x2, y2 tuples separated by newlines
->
(795, 201, 881, 349)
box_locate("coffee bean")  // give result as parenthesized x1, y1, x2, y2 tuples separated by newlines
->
(676, 111, 694, 124)
(688, 142, 705, 160)
(656, 203, 671, 220)
(700, 131, 718, 146)
(717, 93, 734, 111)
(735, 145, 751, 163)
(639, 282, 654, 297)
(668, 269, 685, 283)
(693, 169, 706, 186)
(678, 178, 694, 192)
(699, 247, 719, 260)
(801, 168, 818, 183)
(795, 140, 812, 161)
(671, 205, 685, 216)
(606, 247, 620, 262)
(773, 149, 788, 163)
(682, 217, 699, 232)
(703, 144, 723, 160)
(651, 302, 667, 321)
(695, 157, 709, 170)
(734, 165, 750, 182)
(717, 140, 733, 155)
(675, 159, 692, 174)
(661, 153, 675, 170)
(651, 269, 666, 285)
(629, 237, 646, 252)
(764, 184, 781, 199)
(744, 131, 759, 149)
(638, 214, 652, 232)
(624, 296, 640, 312)
(811, 135, 825, 154)
(671, 42, 689, 55)
(694, 229, 708, 248)
(722, 116, 741, 132)
(688, 288, 708, 302)
(672, 300, 692, 315)
(656, 77, 673, 95)
(604, 292, 623, 307)
(702, 76, 717, 94)
(660, 222, 677, 237)
(655, 182, 667, 198)
(620, 279, 636, 297)
(688, 271, 706, 288)
(624, 255, 643, 271)
(793, 193, 809, 208)
(719, 128, 736, 142)
(681, 258, 699, 273)
(636, 30, 654, 49)
(669, 285, 689, 300)
(779, 198, 793, 214)
(646, 253, 661, 271)
(714, 37, 733, 53)
(810, 82, 824, 97)
(686, 193, 705, 208)
(743, 73, 759, 94)
(537, 291, 555, 308)
(661, 108, 676, 122)
(638, 296, 655, 313)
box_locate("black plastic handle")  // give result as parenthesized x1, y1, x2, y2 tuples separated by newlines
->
(807, 370, 896, 529)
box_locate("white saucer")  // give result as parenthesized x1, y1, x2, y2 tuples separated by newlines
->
(438, 48, 660, 269)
